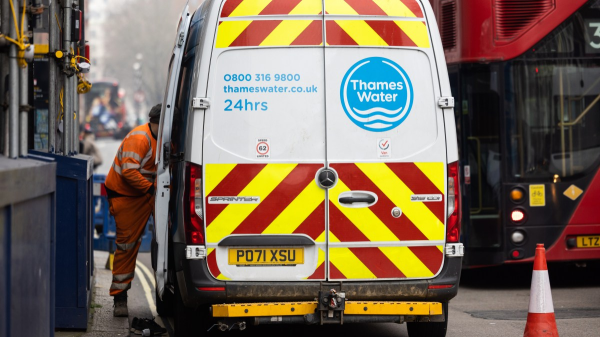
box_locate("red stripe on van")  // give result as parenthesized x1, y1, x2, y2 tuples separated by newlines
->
(232, 164, 321, 235)
(205, 164, 266, 226)
(206, 249, 221, 278)
(220, 0, 244, 17)
(291, 20, 324, 46)
(324, 0, 424, 18)
(365, 20, 418, 47)
(350, 247, 407, 278)
(343, 0, 387, 16)
(329, 202, 371, 242)
(409, 246, 444, 276)
(329, 261, 346, 279)
(386, 163, 445, 223)
(229, 20, 283, 47)
(325, 21, 359, 45)
(293, 202, 326, 240)
(260, 0, 304, 15)
(400, 0, 424, 17)
(307, 262, 325, 279)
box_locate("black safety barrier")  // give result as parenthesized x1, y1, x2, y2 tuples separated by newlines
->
(0, 156, 57, 336)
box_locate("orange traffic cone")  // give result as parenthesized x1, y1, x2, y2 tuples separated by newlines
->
(524, 243, 559, 336)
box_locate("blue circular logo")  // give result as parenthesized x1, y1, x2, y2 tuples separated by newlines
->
(340, 57, 413, 132)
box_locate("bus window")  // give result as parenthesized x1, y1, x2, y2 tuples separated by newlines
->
(506, 60, 600, 179)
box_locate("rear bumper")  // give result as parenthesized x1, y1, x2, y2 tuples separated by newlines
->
(173, 243, 462, 308)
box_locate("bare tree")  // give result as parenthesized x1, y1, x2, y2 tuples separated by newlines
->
(100, 0, 197, 108)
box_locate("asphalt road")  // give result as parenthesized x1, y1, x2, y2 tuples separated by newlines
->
(96, 138, 600, 337)
(129, 253, 600, 337)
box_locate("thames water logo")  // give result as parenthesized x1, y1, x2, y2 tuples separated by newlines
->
(340, 57, 413, 132)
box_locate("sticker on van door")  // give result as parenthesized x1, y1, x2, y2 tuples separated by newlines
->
(341, 57, 413, 132)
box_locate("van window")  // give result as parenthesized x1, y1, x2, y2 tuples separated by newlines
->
(172, 12, 204, 153)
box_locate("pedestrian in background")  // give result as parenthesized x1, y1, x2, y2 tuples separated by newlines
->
(104, 104, 161, 317)
(79, 126, 103, 170)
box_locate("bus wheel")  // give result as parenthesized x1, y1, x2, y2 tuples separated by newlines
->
(406, 302, 448, 337)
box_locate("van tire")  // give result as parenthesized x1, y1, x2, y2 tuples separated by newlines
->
(174, 281, 211, 336)
(155, 287, 174, 317)
(406, 302, 448, 337)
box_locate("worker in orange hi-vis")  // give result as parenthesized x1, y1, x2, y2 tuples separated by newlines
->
(104, 104, 161, 317)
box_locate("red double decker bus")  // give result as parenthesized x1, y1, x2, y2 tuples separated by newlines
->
(431, 0, 600, 267)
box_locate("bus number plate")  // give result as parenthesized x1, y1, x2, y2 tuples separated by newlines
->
(576, 236, 600, 248)
(228, 248, 304, 266)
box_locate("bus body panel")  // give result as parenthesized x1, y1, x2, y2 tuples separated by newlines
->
(432, 0, 588, 64)
(433, 0, 600, 267)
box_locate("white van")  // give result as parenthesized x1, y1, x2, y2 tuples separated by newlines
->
(152, 1, 463, 336)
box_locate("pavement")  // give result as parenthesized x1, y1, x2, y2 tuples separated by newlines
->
(55, 251, 131, 337)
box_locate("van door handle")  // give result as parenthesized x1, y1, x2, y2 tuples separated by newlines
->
(337, 191, 378, 208)
(339, 196, 376, 204)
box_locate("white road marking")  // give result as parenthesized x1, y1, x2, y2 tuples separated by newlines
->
(136, 260, 170, 331)
(135, 263, 158, 317)
(136, 260, 156, 288)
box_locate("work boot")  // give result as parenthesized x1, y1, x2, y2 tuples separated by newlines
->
(113, 292, 128, 317)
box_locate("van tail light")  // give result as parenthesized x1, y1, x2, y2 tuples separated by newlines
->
(184, 162, 204, 245)
(447, 161, 461, 243)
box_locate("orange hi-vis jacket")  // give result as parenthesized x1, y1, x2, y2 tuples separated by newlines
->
(106, 123, 157, 197)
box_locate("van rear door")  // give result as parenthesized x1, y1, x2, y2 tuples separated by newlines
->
(154, 4, 191, 298)
(323, 0, 447, 280)
(202, 2, 327, 281)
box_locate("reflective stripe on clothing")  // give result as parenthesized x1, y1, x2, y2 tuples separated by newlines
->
(105, 123, 157, 197)
(108, 194, 154, 296)
(116, 242, 137, 251)
(122, 162, 141, 170)
(110, 282, 132, 291)
(113, 272, 135, 282)
(120, 151, 142, 162)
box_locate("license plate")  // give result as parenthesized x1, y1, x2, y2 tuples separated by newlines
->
(576, 236, 600, 248)
(228, 248, 304, 266)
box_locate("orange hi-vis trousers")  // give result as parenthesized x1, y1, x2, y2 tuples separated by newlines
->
(108, 194, 154, 296)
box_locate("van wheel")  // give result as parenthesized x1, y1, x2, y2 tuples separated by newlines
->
(173, 281, 210, 336)
(155, 286, 173, 317)
(406, 302, 448, 337)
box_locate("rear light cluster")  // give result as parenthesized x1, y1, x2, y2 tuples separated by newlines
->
(446, 161, 461, 243)
(184, 163, 205, 245)
(509, 187, 527, 224)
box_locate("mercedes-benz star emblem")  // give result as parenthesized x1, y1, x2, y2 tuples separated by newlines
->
(318, 169, 337, 189)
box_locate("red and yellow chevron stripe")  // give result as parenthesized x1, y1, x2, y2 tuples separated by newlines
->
(324, 0, 424, 18)
(221, 0, 323, 17)
(220, 0, 424, 17)
(327, 162, 445, 280)
(216, 20, 323, 48)
(204, 161, 445, 280)
(216, 0, 430, 48)
(326, 20, 429, 47)
(205, 163, 325, 279)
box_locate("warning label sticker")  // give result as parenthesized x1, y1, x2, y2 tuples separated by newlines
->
(529, 185, 545, 207)
(256, 139, 270, 159)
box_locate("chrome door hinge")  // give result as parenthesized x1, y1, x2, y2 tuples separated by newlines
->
(186, 246, 207, 259)
(445, 243, 464, 257)
(438, 96, 455, 109)
(192, 97, 210, 110)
